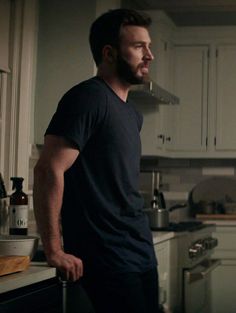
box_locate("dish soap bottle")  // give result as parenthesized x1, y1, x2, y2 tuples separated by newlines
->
(9, 177, 28, 235)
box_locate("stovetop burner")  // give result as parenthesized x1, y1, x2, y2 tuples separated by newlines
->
(151, 221, 205, 232)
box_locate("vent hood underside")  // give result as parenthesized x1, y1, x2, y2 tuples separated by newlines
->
(128, 81, 179, 105)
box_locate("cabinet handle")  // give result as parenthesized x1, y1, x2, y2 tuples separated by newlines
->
(157, 134, 165, 144)
(166, 137, 171, 141)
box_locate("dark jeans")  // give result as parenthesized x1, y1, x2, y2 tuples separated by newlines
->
(79, 267, 160, 313)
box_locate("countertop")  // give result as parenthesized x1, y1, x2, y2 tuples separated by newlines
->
(0, 262, 57, 294)
(0, 224, 218, 295)
(0, 232, 181, 294)
(202, 219, 236, 226)
(152, 230, 186, 244)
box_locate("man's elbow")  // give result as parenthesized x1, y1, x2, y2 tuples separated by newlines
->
(34, 161, 50, 183)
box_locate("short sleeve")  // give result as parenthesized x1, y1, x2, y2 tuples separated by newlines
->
(45, 81, 108, 151)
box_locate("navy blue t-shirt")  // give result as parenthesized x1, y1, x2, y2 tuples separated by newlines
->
(45, 76, 157, 273)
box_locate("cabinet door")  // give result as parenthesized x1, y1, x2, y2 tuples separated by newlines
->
(167, 46, 208, 151)
(0, 0, 11, 72)
(215, 45, 236, 151)
(211, 226, 236, 313)
(211, 260, 236, 313)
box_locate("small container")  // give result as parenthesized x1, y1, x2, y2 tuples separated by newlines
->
(9, 177, 28, 235)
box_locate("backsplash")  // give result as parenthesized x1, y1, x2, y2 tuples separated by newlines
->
(139, 157, 236, 219)
(29, 145, 236, 195)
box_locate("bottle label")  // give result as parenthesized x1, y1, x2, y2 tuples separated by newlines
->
(9, 205, 28, 229)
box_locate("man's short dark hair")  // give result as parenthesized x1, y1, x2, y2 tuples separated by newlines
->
(89, 9, 152, 66)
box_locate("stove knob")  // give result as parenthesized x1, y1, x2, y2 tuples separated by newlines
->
(189, 247, 198, 259)
(189, 244, 202, 258)
(195, 242, 204, 255)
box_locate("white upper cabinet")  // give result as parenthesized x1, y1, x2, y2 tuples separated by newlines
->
(167, 45, 209, 152)
(142, 23, 236, 158)
(129, 11, 236, 158)
(0, 0, 11, 72)
(215, 45, 236, 151)
(168, 39, 236, 157)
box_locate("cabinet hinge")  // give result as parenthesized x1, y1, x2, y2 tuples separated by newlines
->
(214, 137, 217, 146)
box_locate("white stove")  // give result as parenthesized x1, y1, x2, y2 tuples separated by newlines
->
(155, 222, 220, 313)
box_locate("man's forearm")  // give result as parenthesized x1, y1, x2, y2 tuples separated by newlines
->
(33, 164, 64, 258)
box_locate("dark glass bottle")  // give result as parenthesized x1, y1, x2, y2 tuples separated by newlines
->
(9, 177, 28, 235)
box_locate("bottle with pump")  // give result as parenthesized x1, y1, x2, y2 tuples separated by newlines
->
(9, 177, 28, 235)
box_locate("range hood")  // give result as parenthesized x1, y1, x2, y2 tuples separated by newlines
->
(128, 80, 179, 105)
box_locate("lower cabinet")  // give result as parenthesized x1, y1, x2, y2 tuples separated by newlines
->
(154, 238, 181, 313)
(211, 226, 236, 313)
(0, 278, 61, 313)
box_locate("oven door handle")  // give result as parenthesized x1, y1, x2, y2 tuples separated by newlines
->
(186, 259, 221, 284)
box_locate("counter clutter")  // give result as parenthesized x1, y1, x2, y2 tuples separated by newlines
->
(0, 224, 225, 313)
(0, 231, 180, 294)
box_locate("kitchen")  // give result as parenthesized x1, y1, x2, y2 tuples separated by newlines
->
(1, 0, 236, 312)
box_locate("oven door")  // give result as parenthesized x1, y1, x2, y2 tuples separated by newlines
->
(184, 259, 220, 313)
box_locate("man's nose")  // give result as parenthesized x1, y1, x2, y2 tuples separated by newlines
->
(144, 47, 154, 61)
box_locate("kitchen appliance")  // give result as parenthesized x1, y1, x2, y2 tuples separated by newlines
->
(145, 185, 170, 228)
(144, 207, 169, 228)
(144, 203, 187, 229)
(129, 80, 180, 105)
(156, 222, 219, 313)
(178, 224, 219, 313)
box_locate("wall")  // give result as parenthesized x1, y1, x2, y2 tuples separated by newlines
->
(34, 0, 96, 144)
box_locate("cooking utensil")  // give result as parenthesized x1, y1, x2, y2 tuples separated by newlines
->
(144, 207, 169, 229)
(0, 235, 39, 260)
(144, 190, 187, 229)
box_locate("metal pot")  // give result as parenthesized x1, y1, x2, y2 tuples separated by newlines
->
(144, 207, 169, 229)
(144, 205, 187, 229)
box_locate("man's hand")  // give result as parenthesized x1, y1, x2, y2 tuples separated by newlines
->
(47, 250, 83, 282)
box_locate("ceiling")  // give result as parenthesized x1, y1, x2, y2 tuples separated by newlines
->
(121, 0, 236, 26)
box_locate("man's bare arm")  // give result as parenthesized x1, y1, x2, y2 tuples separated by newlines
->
(33, 135, 82, 281)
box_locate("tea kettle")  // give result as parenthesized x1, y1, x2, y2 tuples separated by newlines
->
(144, 189, 169, 229)
(144, 189, 187, 229)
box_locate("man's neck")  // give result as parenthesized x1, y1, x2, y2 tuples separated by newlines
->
(97, 70, 130, 103)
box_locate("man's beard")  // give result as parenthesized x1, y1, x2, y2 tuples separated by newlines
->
(116, 53, 148, 85)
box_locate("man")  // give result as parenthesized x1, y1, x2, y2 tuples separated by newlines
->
(33, 8, 160, 313)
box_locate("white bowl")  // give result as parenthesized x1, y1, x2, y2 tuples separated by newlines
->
(0, 235, 39, 260)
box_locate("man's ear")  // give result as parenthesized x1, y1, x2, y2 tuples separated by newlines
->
(102, 45, 117, 63)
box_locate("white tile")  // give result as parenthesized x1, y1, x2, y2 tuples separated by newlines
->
(202, 167, 235, 176)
